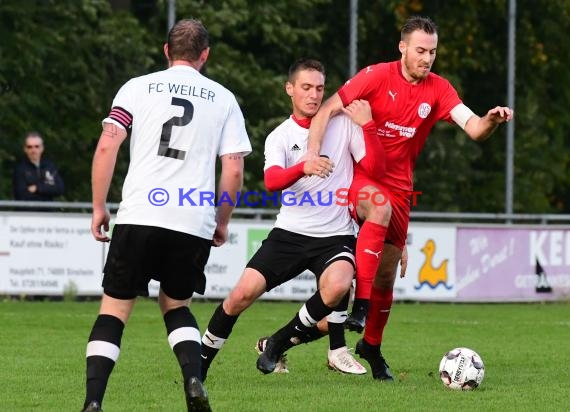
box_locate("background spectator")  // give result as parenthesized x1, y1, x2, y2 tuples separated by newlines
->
(12, 131, 64, 201)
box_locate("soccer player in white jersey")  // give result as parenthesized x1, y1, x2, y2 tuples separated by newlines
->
(82, 19, 251, 412)
(200, 58, 385, 380)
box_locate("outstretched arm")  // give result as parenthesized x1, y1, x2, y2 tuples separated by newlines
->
(306, 93, 344, 158)
(462, 105, 514, 142)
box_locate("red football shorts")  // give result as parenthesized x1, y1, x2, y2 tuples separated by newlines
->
(348, 174, 410, 250)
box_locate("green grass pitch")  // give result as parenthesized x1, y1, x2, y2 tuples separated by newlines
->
(1, 300, 569, 411)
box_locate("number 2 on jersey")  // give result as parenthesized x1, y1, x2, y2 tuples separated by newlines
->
(158, 97, 194, 160)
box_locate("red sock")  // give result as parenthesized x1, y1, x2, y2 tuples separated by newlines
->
(355, 221, 387, 299)
(363, 286, 393, 345)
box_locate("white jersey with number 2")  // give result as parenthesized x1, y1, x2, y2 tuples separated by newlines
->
(103, 65, 252, 239)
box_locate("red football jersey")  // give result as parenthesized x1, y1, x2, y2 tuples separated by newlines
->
(338, 60, 462, 191)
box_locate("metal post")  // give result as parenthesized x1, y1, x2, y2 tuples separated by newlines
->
(349, 0, 358, 77)
(506, 0, 516, 215)
(167, 0, 176, 32)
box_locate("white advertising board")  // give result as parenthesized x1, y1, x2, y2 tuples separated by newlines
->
(3, 213, 566, 302)
(0, 213, 317, 300)
(394, 223, 457, 301)
(0, 213, 103, 296)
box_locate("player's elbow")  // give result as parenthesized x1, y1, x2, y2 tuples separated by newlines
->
(467, 130, 492, 143)
(224, 167, 243, 182)
(221, 164, 244, 187)
(464, 116, 496, 142)
(263, 176, 278, 192)
(264, 183, 277, 192)
(321, 102, 341, 120)
(95, 138, 121, 157)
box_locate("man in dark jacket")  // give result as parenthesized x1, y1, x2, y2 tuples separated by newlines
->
(13, 131, 64, 201)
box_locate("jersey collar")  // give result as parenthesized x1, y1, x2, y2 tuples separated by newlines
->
(291, 114, 312, 129)
(168, 64, 200, 74)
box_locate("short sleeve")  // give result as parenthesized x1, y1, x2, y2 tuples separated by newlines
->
(218, 95, 252, 157)
(435, 79, 463, 123)
(338, 64, 383, 106)
(103, 80, 135, 130)
(263, 129, 288, 171)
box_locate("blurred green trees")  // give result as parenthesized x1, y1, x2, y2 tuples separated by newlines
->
(1, 0, 568, 213)
(0, 0, 156, 200)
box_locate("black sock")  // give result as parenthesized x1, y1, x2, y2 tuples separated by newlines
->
(84, 314, 124, 409)
(273, 291, 332, 343)
(352, 298, 369, 315)
(200, 303, 239, 376)
(328, 293, 349, 350)
(297, 327, 326, 344)
(328, 322, 345, 350)
(164, 306, 201, 383)
(363, 336, 381, 353)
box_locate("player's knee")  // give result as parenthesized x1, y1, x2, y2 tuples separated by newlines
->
(368, 200, 392, 225)
(224, 287, 256, 314)
(321, 277, 352, 307)
(359, 194, 392, 225)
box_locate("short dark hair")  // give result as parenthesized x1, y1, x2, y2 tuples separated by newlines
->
(401, 16, 438, 41)
(288, 58, 325, 83)
(167, 19, 209, 62)
(23, 131, 43, 145)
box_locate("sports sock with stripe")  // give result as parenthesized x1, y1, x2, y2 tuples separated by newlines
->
(327, 292, 349, 350)
(164, 306, 202, 383)
(200, 303, 239, 379)
(272, 290, 332, 343)
(84, 314, 124, 409)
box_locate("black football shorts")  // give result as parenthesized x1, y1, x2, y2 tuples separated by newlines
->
(103, 224, 211, 300)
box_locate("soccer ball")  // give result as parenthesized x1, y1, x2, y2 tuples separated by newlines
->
(438, 347, 485, 390)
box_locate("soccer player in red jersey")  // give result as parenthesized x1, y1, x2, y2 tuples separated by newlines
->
(306, 16, 513, 381)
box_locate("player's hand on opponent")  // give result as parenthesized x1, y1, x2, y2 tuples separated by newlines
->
(212, 223, 228, 247)
(342, 99, 373, 126)
(91, 207, 111, 242)
(303, 155, 334, 178)
(486, 106, 514, 124)
(400, 245, 408, 278)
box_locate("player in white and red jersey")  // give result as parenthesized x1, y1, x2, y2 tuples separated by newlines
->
(82, 19, 251, 412)
(306, 16, 513, 381)
(200, 58, 385, 380)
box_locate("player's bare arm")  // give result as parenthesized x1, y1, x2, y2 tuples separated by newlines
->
(463, 105, 514, 142)
(101, 122, 125, 139)
(91, 122, 127, 242)
(400, 245, 408, 278)
(306, 93, 344, 158)
(213, 152, 245, 247)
